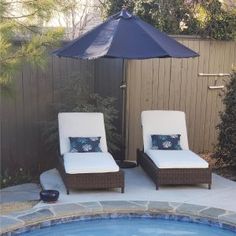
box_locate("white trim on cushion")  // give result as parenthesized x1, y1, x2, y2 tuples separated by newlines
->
(145, 150, 209, 169)
(141, 110, 189, 152)
(58, 112, 108, 155)
(63, 152, 119, 174)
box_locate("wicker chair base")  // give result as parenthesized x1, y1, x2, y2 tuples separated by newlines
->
(137, 149, 212, 190)
(58, 157, 124, 194)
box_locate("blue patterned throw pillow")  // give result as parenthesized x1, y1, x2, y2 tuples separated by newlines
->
(69, 137, 102, 153)
(151, 134, 182, 150)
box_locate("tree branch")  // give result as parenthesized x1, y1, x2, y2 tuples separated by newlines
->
(3, 0, 37, 4)
(13, 20, 41, 34)
(97, 0, 106, 8)
(0, 53, 26, 64)
(2, 10, 40, 19)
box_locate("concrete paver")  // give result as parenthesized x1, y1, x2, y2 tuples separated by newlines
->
(0, 184, 41, 203)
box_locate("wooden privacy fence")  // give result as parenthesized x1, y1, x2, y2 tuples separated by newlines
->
(0, 56, 123, 173)
(125, 37, 236, 160)
(1, 37, 236, 173)
(1, 57, 94, 173)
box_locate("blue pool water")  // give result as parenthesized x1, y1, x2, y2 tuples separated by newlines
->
(22, 218, 236, 236)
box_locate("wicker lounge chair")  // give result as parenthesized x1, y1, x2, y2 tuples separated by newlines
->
(137, 110, 212, 190)
(58, 112, 124, 194)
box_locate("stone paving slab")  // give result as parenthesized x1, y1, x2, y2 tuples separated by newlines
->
(1, 201, 236, 235)
(9, 208, 40, 218)
(169, 202, 182, 208)
(148, 201, 173, 213)
(0, 216, 24, 233)
(77, 202, 103, 213)
(0, 184, 41, 203)
(0, 201, 38, 216)
(52, 203, 89, 217)
(199, 207, 227, 219)
(100, 201, 147, 213)
(18, 209, 54, 225)
(130, 201, 149, 207)
(176, 203, 208, 216)
(219, 214, 236, 226)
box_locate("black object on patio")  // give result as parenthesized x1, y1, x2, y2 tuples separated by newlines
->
(53, 8, 199, 168)
(40, 190, 59, 203)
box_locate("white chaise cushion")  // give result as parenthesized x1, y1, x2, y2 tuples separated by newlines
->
(63, 152, 119, 174)
(58, 113, 108, 155)
(145, 150, 209, 169)
(141, 110, 189, 152)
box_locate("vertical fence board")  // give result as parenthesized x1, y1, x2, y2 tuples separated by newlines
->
(152, 59, 160, 109)
(179, 39, 189, 112)
(188, 39, 200, 151)
(198, 40, 211, 152)
(157, 59, 166, 109)
(204, 41, 218, 151)
(127, 60, 143, 160)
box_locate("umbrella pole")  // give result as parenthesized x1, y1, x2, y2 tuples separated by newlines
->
(118, 59, 137, 168)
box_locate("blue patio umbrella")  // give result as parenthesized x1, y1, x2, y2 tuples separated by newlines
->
(53, 9, 199, 167)
(54, 9, 199, 59)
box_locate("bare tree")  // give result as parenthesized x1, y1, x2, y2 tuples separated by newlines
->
(55, 0, 102, 39)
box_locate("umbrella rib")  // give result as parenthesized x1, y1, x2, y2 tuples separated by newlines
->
(104, 19, 122, 57)
(136, 21, 172, 56)
(82, 18, 121, 60)
(54, 19, 112, 57)
(135, 20, 197, 58)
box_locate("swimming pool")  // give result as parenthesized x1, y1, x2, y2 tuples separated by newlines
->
(21, 217, 236, 236)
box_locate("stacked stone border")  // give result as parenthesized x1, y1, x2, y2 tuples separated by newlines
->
(1, 201, 236, 235)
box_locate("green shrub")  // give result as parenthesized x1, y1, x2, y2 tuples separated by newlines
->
(42, 74, 121, 155)
(101, 0, 236, 40)
(215, 70, 236, 166)
(0, 168, 32, 189)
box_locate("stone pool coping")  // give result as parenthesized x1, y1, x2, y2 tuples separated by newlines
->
(1, 201, 236, 235)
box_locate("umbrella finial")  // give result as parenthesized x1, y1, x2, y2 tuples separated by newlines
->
(122, 4, 127, 10)
(118, 5, 132, 19)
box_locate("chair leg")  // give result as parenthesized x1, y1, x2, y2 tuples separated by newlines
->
(208, 184, 211, 190)
(66, 188, 70, 195)
(156, 184, 159, 190)
(121, 187, 125, 193)
(136, 149, 140, 166)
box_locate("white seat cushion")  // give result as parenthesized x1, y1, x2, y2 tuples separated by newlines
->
(63, 152, 119, 174)
(145, 150, 209, 169)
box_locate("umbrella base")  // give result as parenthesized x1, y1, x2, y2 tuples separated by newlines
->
(117, 160, 137, 168)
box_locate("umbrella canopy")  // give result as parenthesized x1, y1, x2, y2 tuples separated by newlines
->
(54, 9, 199, 59)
